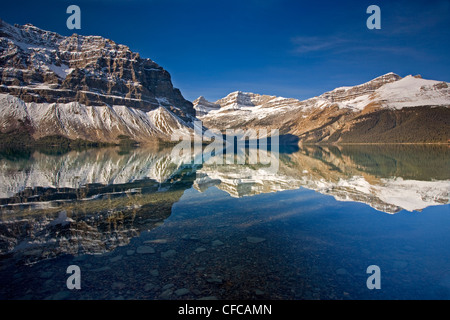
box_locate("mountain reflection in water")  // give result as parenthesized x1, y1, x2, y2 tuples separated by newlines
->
(0, 145, 448, 265)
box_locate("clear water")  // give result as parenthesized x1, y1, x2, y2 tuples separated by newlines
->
(0, 145, 449, 300)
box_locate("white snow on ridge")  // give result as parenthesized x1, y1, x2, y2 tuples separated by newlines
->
(196, 92, 307, 120)
(0, 93, 193, 141)
(336, 94, 372, 110)
(330, 75, 450, 111)
(0, 94, 29, 127)
(374, 75, 450, 109)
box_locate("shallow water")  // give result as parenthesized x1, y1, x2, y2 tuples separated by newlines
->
(0, 145, 449, 300)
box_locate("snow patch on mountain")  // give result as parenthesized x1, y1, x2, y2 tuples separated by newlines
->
(47, 63, 73, 79)
(0, 93, 193, 142)
(374, 75, 450, 109)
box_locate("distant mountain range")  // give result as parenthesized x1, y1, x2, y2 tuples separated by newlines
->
(0, 19, 449, 145)
(194, 73, 450, 143)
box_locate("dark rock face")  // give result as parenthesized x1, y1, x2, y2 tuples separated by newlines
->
(0, 19, 194, 121)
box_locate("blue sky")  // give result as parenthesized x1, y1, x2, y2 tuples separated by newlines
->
(2, 0, 449, 102)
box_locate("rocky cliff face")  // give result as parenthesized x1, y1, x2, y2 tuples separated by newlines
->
(0, 19, 195, 143)
(194, 73, 450, 143)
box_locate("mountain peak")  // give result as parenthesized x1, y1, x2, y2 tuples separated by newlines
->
(22, 23, 41, 29)
(193, 96, 221, 117)
(193, 96, 209, 104)
(0, 19, 194, 119)
(0, 20, 196, 143)
(319, 72, 402, 103)
(372, 72, 401, 81)
(382, 71, 399, 77)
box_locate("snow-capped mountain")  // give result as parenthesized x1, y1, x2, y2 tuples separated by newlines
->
(1, 19, 449, 145)
(194, 73, 450, 143)
(0, 19, 195, 143)
(192, 96, 221, 117)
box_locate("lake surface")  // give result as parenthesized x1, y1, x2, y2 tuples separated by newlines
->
(0, 144, 449, 300)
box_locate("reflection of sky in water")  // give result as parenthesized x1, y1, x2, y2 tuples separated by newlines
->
(0, 145, 449, 300)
